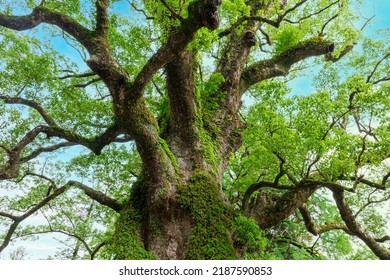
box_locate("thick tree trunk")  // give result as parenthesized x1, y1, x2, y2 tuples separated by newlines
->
(110, 163, 237, 259)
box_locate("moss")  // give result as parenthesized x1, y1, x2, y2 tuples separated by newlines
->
(178, 171, 237, 259)
(105, 180, 155, 260)
(106, 205, 156, 260)
(193, 93, 222, 177)
(232, 214, 268, 259)
(158, 137, 179, 171)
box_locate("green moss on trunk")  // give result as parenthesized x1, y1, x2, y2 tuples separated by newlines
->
(106, 205, 156, 259)
(178, 171, 237, 259)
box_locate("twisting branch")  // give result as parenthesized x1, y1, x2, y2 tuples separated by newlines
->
(330, 188, 390, 260)
(299, 204, 351, 235)
(242, 179, 319, 229)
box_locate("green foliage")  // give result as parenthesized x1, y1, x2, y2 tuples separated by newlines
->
(274, 25, 304, 54)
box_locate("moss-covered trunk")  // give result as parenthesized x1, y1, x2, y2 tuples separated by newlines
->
(110, 167, 237, 260)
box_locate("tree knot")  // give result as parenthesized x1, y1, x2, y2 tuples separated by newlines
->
(243, 31, 257, 47)
(201, 0, 221, 30)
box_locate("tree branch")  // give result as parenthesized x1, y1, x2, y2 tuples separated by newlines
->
(299, 204, 351, 235)
(284, 0, 339, 24)
(68, 181, 123, 213)
(243, 180, 318, 229)
(95, 0, 110, 37)
(241, 37, 335, 91)
(128, 0, 222, 99)
(20, 142, 77, 163)
(0, 6, 95, 52)
(331, 188, 390, 259)
(0, 95, 57, 126)
(0, 185, 68, 253)
(366, 52, 390, 83)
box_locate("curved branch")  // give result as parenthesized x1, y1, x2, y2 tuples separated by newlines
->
(367, 52, 390, 83)
(375, 236, 390, 243)
(68, 181, 123, 213)
(0, 6, 94, 52)
(20, 142, 77, 163)
(243, 181, 318, 229)
(0, 96, 57, 126)
(39, 124, 121, 155)
(242, 181, 293, 211)
(331, 188, 390, 260)
(90, 240, 107, 259)
(299, 204, 351, 235)
(241, 37, 335, 91)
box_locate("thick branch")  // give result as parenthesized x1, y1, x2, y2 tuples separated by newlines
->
(68, 181, 123, 213)
(95, 0, 110, 37)
(241, 37, 335, 90)
(331, 188, 390, 260)
(242, 181, 293, 211)
(164, 51, 199, 174)
(243, 181, 318, 229)
(128, 0, 222, 99)
(0, 6, 94, 52)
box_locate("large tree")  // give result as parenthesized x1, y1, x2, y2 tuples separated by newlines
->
(0, 0, 389, 259)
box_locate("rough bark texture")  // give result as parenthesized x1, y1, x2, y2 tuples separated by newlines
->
(3, 0, 386, 260)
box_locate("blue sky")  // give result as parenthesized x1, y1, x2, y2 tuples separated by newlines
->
(1, 0, 389, 260)
(288, 0, 390, 96)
